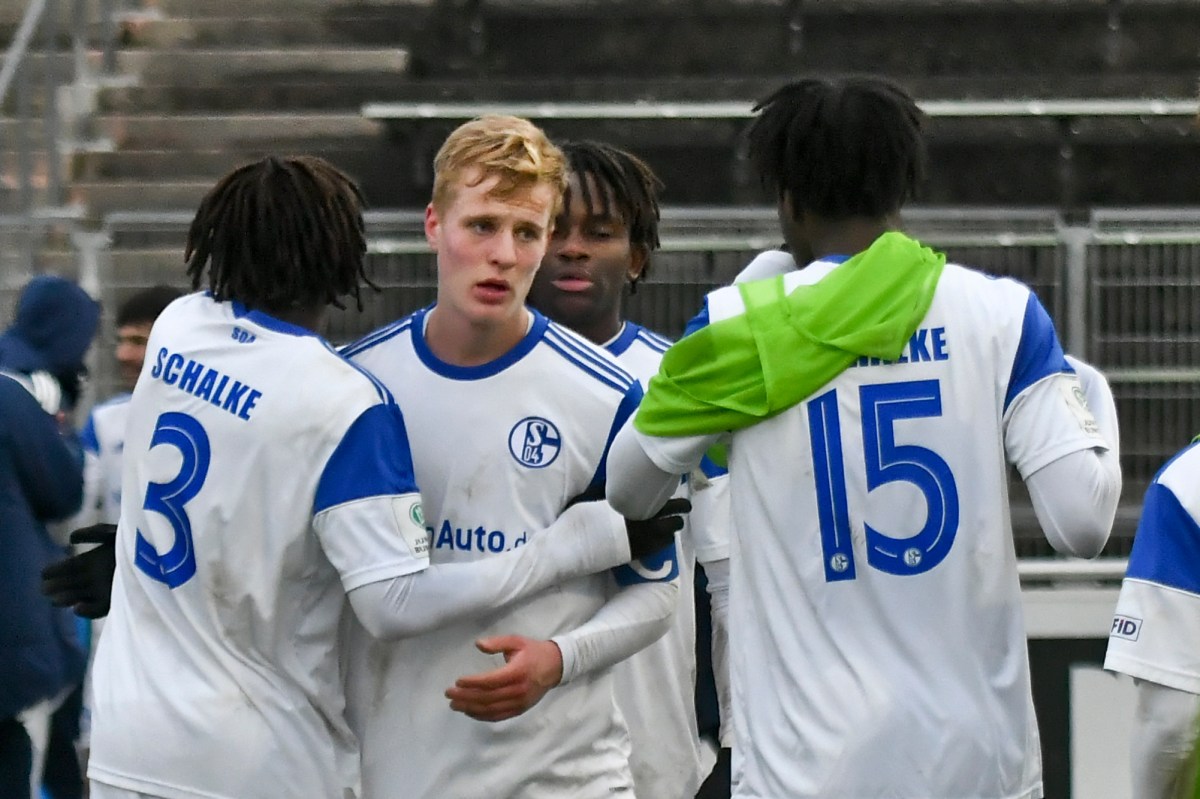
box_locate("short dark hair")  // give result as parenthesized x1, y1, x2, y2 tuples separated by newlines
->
(116, 285, 184, 327)
(185, 155, 374, 314)
(559, 140, 662, 290)
(745, 76, 926, 220)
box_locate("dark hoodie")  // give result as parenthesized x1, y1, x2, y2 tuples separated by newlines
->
(0, 275, 100, 720)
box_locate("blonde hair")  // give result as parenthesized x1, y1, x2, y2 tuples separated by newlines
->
(431, 115, 567, 215)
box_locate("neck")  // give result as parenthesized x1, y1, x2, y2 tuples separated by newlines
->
(267, 304, 323, 332)
(806, 215, 896, 261)
(579, 315, 624, 347)
(425, 305, 531, 367)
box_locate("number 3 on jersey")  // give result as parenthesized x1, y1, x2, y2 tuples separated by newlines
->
(135, 412, 211, 588)
(808, 379, 960, 582)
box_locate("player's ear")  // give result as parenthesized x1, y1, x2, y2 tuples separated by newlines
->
(424, 203, 440, 250)
(626, 244, 648, 285)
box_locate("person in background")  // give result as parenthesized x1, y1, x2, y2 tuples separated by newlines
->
(73, 285, 185, 530)
(0, 275, 99, 799)
(525, 139, 733, 799)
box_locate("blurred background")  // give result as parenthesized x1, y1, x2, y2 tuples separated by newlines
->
(2, 1, 1197, 794)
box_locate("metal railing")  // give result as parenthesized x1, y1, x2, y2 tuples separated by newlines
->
(76, 205, 1200, 558)
(1, 0, 123, 279)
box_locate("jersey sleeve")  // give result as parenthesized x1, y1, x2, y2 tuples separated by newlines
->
(1105, 456, 1200, 694)
(1003, 292, 1107, 477)
(311, 402, 430, 591)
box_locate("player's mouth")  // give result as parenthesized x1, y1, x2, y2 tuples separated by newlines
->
(473, 278, 511, 304)
(550, 269, 594, 293)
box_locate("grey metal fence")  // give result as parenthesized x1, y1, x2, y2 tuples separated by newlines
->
(91, 206, 1200, 557)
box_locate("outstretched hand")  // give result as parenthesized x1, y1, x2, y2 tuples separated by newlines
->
(41, 523, 117, 619)
(445, 635, 564, 722)
(625, 497, 690, 559)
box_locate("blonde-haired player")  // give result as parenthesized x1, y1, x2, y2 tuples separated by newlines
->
(344, 116, 681, 798)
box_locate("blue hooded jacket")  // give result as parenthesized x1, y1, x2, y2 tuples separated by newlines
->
(0, 275, 100, 719)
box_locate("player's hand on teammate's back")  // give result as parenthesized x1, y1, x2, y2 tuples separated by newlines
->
(625, 497, 691, 559)
(445, 635, 564, 722)
(41, 523, 117, 619)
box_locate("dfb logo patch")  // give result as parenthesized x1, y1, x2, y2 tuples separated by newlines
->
(1110, 615, 1142, 641)
(509, 416, 562, 468)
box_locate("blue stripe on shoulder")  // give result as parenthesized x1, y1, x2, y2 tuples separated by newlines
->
(1126, 481, 1200, 595)
(585, 381, 644, 493)
(313, 403, 419, 513)
(339, 315, 417, 359)
(683, 299, 711, 337)
(1004, 292, 1070, 412)
(635, 328, 672, 353)
(543, 325, 636, 392)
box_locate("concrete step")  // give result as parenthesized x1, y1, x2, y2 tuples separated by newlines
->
(68, 179, 215, 217)
(110, 48, 408, 85)
(95, 112, 379, 149)
(130, 0, 432, 17)
(296, 72, 1200, 105)
(97, 74, 415, 113)
(455, 0, 1200, 78)
(119, 11, 426, 48)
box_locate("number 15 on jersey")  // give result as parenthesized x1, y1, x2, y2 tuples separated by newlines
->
(808, 379, 960, 583)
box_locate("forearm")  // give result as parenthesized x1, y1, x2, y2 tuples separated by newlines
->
(1131, 679, 1200, 799)
(704, 558, 734, 747)
(607, 421, 696, 519)
(1026, 446, 1120, 558)
(552, 580, 679, 684)
(349, 501, 628, 639)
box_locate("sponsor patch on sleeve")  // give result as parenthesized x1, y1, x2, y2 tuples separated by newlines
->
(1110, 614, 1142, 641)
(1058, 374, 1101, 438)
(393, 496, 429, 558)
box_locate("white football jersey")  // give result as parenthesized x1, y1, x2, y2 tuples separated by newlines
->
(343, 307, 666, 799)
(88, 293, 429, 799)
(606, 322, 709, 799)
(637, 260, 1107, 799)
(77, 394, 131, 526)
(1106, 442, 1200, 695)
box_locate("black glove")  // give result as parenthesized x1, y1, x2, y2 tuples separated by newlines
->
(41, 523, 117, 619)
(625, 497, 691, 560)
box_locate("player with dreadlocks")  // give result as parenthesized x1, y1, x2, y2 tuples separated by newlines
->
(45, 154, 681, 799)
(507, 139, 733, 799)
(606, 76, 1122, 798)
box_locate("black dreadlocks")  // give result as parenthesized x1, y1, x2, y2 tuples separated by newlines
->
(745, 76, 926, 221)
(185, 155, 375, 314)
(559, 140, 662, 291)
